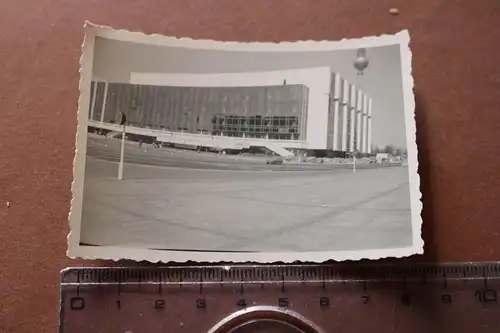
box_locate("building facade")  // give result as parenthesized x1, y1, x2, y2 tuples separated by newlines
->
(327, 72, 373, 155)
(89, 83, 309, 141)
(88, 67, 372, 154)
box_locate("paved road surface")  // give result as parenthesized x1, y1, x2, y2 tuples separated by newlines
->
(80, 135, 413, 252)
(85, 134, 400, 172)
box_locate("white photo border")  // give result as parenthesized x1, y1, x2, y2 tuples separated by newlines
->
(67, 22, 423, 263)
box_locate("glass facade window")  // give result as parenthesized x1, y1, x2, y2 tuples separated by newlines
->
(211, 114, 301, 140)
(88, 81, 309, 141)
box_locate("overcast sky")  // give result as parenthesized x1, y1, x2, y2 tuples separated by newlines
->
(92, 37, 407, 149)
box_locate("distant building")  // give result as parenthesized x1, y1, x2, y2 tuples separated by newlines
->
(88, 67, 373, 156)
(376, 153, 390, 163)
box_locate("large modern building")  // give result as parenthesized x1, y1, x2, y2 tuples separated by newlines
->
(87, 67, 373, 156)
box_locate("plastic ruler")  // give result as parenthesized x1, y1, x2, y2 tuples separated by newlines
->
(59, 262, 500, 333)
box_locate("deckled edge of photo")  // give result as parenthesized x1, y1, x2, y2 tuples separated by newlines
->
(67, 22, 423, 263)
(67, 21, 96, 259)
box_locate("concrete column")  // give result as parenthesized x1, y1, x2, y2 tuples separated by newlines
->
(341, 79, 349, 151)
(349, 86, 357, 152)
(89, 81, 98, 121)
(367, 97, 373, 154)
(356, 90, 363, 151)
(100, 81, 108, 123)
(332, 73, 341, 150)
(362, 94, 369, 153)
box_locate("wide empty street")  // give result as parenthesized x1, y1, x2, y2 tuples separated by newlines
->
(79, 135, 413, 252)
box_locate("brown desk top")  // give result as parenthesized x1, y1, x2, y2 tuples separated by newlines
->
(1, 1, 500, 332)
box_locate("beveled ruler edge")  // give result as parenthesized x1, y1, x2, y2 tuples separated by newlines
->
(59, 261, 500, 284)
(58, 261, 500, 333)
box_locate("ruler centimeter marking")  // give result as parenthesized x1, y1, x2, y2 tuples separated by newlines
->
(61, 263, 500, 283)
(59, 262, 500, 333)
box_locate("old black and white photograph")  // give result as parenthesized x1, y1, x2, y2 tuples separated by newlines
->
(68, 24, 422, 262)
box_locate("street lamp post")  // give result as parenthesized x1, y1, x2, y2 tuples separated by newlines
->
(350, 149, 358, 173)
(353, 151, 356, 173)
(352, 48, 368, 170)
(118, 112, 127, 180)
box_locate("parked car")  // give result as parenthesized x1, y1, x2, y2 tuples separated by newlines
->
(266, 157, 284, 165)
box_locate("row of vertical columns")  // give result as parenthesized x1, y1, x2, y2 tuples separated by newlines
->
(356, 90, 363, 152)
(348, 83, 357, 152)
(340, 79, 349, 151)
(362, 94, 368, 153)
(332, 73, 341, 151)
(331, 74, 372, 154)
(88, 81, 108, 123)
